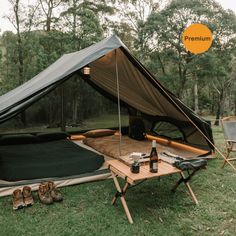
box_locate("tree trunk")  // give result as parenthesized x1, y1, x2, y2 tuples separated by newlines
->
(214, 105, 221, 126)
(157, 53, 166, 75)
(46, 4, 53, 32)
(234, 101, 236, 116)
(60, 86, 66, 131)
(72, 0, 77, 50)
(211, 90, 215, 114)
(49, 101, 53, 127)
(72, 96, 78, 125)
(14, 0, 26, 126)
(40, 0, 54, 32)
(214, 90, 224, 126)
(194, 74, 199, 114)
(46, 16, 51, 31)
(14, 0, 24, 83)
(234, 93, 236, 116)
(176, 62, 188, 99)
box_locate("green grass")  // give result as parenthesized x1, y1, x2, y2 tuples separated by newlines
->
(0, 114, 129, 134)
(0, 125, 236, 236)
(68, 114, 129, 131)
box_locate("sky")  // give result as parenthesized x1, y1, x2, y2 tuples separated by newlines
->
(0, 0, 236, 33)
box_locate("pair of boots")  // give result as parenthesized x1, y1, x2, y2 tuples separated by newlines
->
(12, 186, 34, 210)
(38, 181, 63, 204)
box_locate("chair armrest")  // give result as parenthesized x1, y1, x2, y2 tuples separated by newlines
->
(226, 140, 236, 143)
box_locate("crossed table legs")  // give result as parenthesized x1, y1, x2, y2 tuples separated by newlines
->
(110, 170, 199, 224)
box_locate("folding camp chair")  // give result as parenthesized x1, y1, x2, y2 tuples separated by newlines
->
(221, 116, 236, 168)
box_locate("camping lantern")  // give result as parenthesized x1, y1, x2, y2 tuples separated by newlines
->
(83, 65, 90, 75)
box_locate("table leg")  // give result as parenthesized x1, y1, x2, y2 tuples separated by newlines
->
(111, 172, 133, 224)
(112, 181, 129, 205)
(171, 172, 199, 205)
(180, 172, 199, 205)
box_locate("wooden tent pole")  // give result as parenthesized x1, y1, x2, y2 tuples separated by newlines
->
(115, 49, 122, 157)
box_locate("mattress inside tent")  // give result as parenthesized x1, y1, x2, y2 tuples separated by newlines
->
(0, 139, 110, 197)
(0, 134, 210, 197)
(83, 135, 208, 159)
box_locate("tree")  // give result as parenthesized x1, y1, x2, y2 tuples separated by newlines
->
(6, 0, 24, 85)
(0, 32, 19, 94)
(209, 9, 236, 124)
(59, 0, 111, 124)
(143, 0, 236, 120)
(113, 0, 160, 59)
(4, 0, 38, 125)
(60, 0, 112, 50)
(39, 0, 63, 31)
(231, 56, 236, 115)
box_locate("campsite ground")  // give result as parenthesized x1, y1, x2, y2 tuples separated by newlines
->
(0, 122, 235, 236)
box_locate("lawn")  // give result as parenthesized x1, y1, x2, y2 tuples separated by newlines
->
(0, 114, 129, 134)
(0, 125, 235, 236)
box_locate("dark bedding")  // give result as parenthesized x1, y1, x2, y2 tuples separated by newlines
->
(0, 139, 104, 181)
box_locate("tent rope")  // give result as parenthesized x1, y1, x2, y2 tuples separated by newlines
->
(142, 70, 236, 171)
(115, 49, 122, 156)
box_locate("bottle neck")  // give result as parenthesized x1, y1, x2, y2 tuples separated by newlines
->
(152, 140, 157, 148)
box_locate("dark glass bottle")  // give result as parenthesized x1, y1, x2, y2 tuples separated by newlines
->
(149, 140, 158, 173)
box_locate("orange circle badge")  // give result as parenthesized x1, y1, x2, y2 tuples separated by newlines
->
(182, 23, 213, 54)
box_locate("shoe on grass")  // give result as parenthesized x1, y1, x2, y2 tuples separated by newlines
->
(22, 186, 34, 207)
(48, 181, 63, 202)
(12, 189, 25, 210)
(38, 182, 53, 205)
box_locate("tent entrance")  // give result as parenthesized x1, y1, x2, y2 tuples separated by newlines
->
(0, 74, 129, 135)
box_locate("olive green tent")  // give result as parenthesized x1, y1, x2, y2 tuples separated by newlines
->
(0, 34, 213, 150)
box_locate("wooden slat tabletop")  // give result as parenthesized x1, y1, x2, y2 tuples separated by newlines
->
(107, 160, 181, 184)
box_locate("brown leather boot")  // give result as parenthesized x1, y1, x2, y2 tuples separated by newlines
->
(48, 181, 63, 202)
(38, 182, 53, 205)
(12, 189, 25, 210)
(22, 186, 34, 207)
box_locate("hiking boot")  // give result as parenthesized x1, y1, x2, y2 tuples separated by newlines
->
(22, 186, 34, 207)
(38, 182, 53, 205)
(12, 189, 25, 210)
(48, 181, 63, 202)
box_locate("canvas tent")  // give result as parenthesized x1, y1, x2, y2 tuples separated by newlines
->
(0, 34, 216, 196)
(0, 34, 213, 150)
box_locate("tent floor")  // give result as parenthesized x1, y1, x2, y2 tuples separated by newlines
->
(0, 137, 213, 197)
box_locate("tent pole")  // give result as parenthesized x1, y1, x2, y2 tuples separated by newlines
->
(115, 49, 122, 157)
(60, 85, 66, 132)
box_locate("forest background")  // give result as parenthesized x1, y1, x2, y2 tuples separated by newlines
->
(0, 0, 236, 130)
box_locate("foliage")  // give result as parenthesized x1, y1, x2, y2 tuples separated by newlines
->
(0, 0, 109, 128)
(113, 0, 160, 59)
(59, 0, 106, 50)
(143, 0, 236, 118)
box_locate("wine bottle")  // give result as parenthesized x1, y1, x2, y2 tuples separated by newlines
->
(149, 140, 158, 173)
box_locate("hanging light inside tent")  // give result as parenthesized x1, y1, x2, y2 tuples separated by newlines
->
(83, 65, 90, 75)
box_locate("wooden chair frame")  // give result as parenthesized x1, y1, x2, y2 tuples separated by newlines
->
(221, 116, 236, 168)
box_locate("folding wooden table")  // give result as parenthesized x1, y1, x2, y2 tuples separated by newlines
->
(107, 159, 199, 224)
